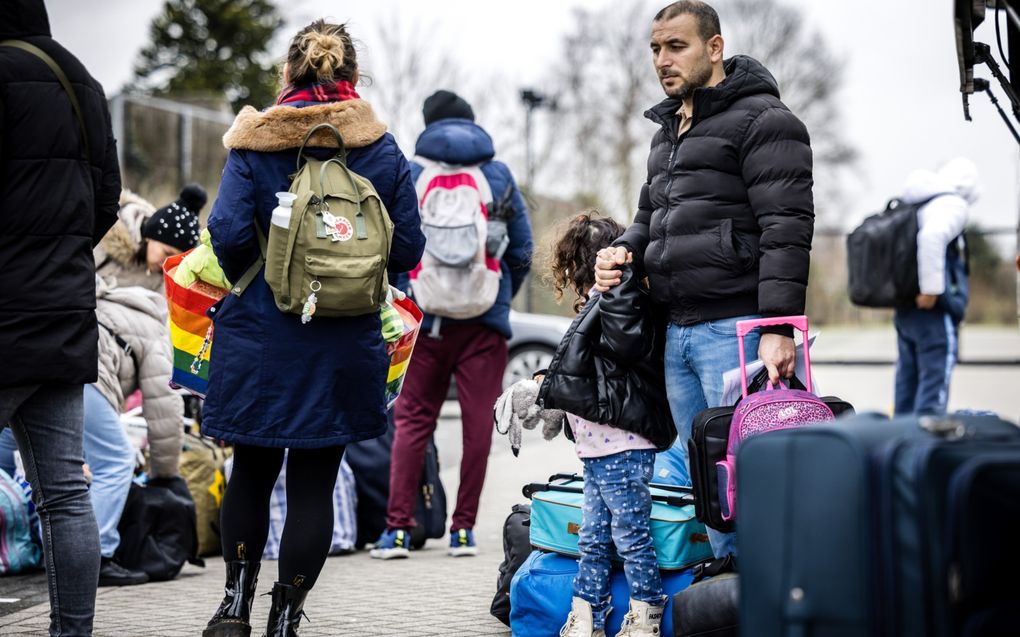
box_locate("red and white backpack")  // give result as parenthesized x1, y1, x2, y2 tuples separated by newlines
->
(410, 158, 502, 320)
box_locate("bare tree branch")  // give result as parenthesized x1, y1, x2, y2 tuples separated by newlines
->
(359, 11, 469, 152)
(542, 0, 857, 222)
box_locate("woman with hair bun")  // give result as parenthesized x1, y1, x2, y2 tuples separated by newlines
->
(201, 19, 425, 637)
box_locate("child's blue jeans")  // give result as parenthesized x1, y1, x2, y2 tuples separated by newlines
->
(573, 448, 663, 629)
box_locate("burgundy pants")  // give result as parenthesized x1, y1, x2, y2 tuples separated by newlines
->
(386, 324, 508, 532)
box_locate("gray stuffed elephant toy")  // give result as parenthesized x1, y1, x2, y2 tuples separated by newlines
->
(493, 379, 566, 456)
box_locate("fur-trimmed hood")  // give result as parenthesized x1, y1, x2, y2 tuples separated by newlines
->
(94, 190, 165, 292)
(222, 100, 387, 152)
(96, 189, 154, 267)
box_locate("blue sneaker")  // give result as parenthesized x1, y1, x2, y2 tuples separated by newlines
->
(448, 528, 478, 557)
(369, 528, 411, 560)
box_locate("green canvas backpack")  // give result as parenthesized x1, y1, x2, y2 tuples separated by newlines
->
(232, 123, 393, 321)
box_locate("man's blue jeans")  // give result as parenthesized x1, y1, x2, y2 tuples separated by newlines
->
(574, 449, 662, 629)
(660, 315, 760, 558)
(0, 385, 135, 559)
(0, 384, 100, 637)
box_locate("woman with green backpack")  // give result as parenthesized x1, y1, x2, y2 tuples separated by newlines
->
(200, 19, 425, 637)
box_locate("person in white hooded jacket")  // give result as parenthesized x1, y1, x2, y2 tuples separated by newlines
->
(894, 156, 980, 415)
(0, 276, 184, 586)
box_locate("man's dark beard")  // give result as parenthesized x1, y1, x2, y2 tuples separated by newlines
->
(664, 59, 713, 99)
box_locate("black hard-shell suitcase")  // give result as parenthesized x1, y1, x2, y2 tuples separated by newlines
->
(688, 369, 853, 532)
(737, 412, 1020, 637)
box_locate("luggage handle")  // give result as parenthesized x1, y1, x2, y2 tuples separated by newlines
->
(547, 473, 582, 482)
(737, 315, 814, 396)
(546, 473, 694, 495)
(523, 482, 695, 508)
(735, 315, 809, 338)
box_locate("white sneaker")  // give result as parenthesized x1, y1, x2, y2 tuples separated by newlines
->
(616, 597, 667, 637)
(559, 597, 607, 637)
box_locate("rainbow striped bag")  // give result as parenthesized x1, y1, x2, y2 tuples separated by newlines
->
(385, 296, 423, 409)
(163, 251, 422, 404)
(163, 251, 227, 397)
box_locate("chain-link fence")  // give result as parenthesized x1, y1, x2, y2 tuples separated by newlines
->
(109, 94, 233, 220)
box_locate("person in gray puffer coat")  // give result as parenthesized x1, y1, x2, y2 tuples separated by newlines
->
(94, 275, 184, 478)
(92, 276, 184, 586)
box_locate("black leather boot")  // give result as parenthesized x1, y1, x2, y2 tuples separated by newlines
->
(203, 555, 261, 637)
(263, 582, 309, 637)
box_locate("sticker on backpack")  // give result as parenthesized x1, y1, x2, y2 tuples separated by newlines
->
(410, 158, 501, 320)
(324, 214, 354, 242)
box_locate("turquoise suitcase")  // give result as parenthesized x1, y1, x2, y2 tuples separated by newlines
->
(524, 474, 714, 570)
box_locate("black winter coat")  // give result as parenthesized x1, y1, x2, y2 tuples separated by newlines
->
(616, 56, 814, 334)
(0, 0, 122, 388)
(537, 267, 676, 451)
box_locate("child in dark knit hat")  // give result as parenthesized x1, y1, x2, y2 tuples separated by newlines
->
(140, 183, 207, 273)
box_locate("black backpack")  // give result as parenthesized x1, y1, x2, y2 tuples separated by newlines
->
(114, 476, 204, 581)
(846, 194, 948, 308)
(490, 503, 532, 626)
(409, 437, 447, 549)
(345, 410, 448, 549)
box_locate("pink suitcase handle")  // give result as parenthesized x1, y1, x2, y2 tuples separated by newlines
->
(737, 315, 813, 396)
(735, 315, 809, 338)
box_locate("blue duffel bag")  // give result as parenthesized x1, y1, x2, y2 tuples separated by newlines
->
(510, 550, 696, 637)
(524, 473, 713, 570)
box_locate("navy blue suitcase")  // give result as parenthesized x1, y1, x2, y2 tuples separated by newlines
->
(737, 413, 1020, 637)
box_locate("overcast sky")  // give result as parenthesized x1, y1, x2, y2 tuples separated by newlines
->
(45, 0, 1020, 239)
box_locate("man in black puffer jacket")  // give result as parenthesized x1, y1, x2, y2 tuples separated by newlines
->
(595, 0, 813, 559)
(0, 0, 121, 633)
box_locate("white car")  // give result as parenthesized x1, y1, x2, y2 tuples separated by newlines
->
(504, 311, 573, 389)
(444, 311, 572, 400)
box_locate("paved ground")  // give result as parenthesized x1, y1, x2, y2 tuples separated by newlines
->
(0, 325, 1016, 635)
(0, 402, 580, 637)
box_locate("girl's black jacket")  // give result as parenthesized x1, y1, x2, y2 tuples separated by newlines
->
(537, 267, 676, 451)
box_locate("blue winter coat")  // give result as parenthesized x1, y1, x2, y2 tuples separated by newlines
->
(393, 118, 533, 339)
(202, 99, 425, 448)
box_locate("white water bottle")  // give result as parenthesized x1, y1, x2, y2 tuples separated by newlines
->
(271, 192, 298, 229)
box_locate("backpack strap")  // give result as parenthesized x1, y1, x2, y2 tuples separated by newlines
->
(319, 158, 368, 240)
(298, 123, 346, 170)
(230, 225, 268, 297)
(884, 192, 956, 212)
(0, 40, 90, 160)
(97, 320, 140, 387)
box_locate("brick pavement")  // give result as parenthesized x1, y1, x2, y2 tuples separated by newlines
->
(0, 409, 581, 636)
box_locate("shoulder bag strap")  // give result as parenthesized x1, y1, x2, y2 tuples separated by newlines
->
(0, 39, 90, 159)
(230, 225, 267, 297)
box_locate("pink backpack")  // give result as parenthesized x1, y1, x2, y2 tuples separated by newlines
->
(716, 316, 834, 522)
